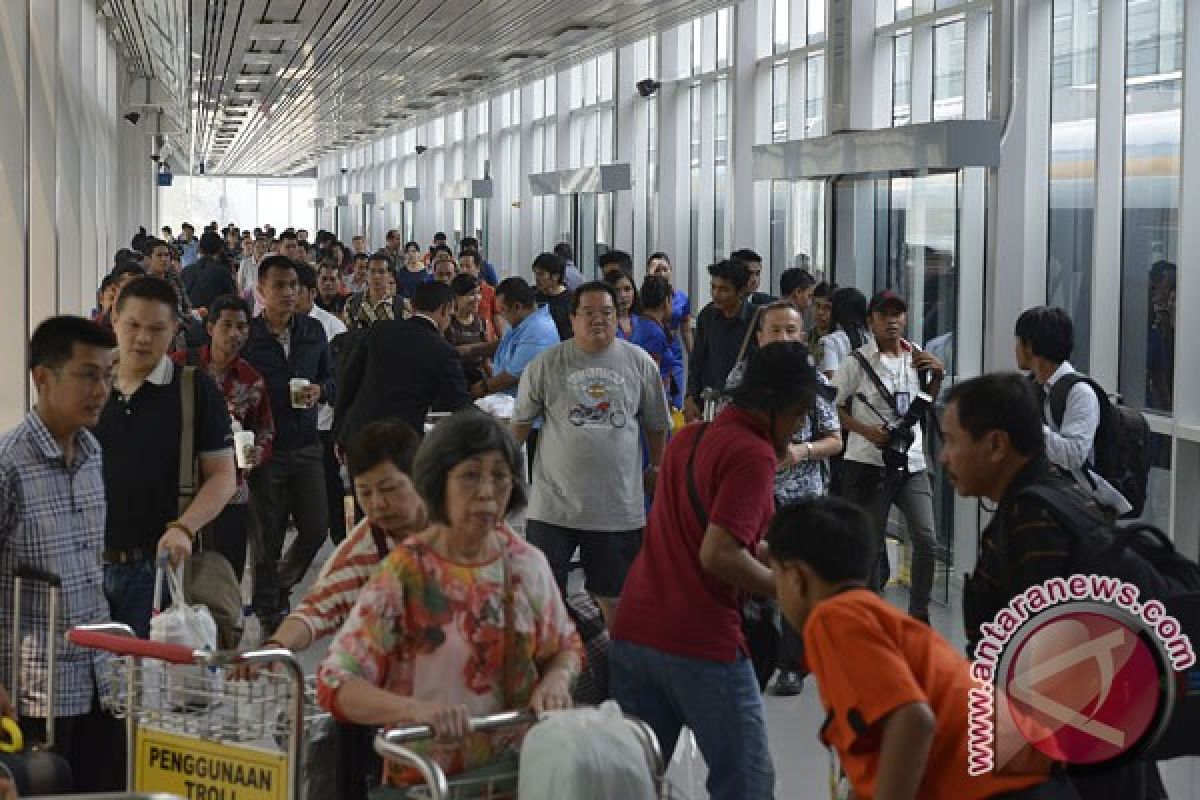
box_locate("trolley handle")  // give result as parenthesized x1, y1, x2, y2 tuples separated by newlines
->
(380, 710, 535, 745)
(67, 626, 199, 665)
(68, 626, 306, 675)
(14, 565, 61, 588)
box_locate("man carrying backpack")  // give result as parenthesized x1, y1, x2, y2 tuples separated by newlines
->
(940, 373, 1166, 800)
(1014, 307, 1143, 518)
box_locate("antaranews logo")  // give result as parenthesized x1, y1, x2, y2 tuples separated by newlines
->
(968, 574, 1195, 776)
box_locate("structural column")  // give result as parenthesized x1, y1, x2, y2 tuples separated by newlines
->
(0, 2, 30, 428)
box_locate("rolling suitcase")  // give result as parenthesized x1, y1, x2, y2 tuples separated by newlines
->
(5, 565, 73, 795)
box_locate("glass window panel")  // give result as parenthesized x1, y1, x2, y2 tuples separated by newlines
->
(893, 32, 912, 126)
(1119, 0, 1182, 413)
(583, 58, 598, 106)
(693, 18, 705, 73)
(569, 65, 584, 110)
(546, 74, 557, 115)
(1047, 0, 1098, 372)
(717, 8, 730, 69)
(714, 164, 728, 257)
(806, 52, 825, 136)
(224, 177, 257, 230)
(775, 0, 790, 53)
(600, 108, 614, 163)
(809, 0, 826, 43)
(895, 0, 914, 21)
(532, 79, 545, 118)
(290, 180, 316, 230)
(689, 84, 702, 166)
(772, 61, 790, 142)
(933, 19, 966, 121)
(257, 181, 289, 229)
(715, 77, 729, 163)
(599, 52, 615, 103)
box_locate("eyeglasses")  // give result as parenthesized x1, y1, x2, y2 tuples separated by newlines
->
(61, 368, 114, 388)
(451, 467, 514, 493)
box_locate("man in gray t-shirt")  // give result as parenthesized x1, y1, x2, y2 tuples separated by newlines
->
(513, 281, 671, 622)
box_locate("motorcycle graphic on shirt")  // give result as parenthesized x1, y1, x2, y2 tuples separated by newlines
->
(566, 367, 628, 428)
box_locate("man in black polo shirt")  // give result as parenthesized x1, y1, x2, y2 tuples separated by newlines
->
(243, 255, 336, 633)
(94, 277, 236, 638)
(684, 259, 757, 422)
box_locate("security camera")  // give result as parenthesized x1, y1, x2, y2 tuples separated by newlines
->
(339, 167, 348, 175)
(636, 79, 661, 98)
(415, 145, 428, 155)
(123, 111, 141, 125)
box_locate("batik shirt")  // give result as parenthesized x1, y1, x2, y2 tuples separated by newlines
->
(318, 529, 583, 784)
(171, 346, 274, 503)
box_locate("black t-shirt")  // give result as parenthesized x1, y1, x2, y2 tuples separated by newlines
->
(536, 289, 573, 341)
(93, 362, 232, 552)
(316, 293, 347, 315)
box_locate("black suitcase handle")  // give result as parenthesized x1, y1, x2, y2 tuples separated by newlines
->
(13, 566, 60, 589)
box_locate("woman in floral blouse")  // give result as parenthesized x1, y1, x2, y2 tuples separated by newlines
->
(317, 409, 583, 785)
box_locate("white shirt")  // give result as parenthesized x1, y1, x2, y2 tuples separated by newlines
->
(1040, 362, 1132, 515)
(833, 338, 927, 473)
(308, 305, 347, 432)
(238, 256, 257, 294)
(819, 328, 873, 375)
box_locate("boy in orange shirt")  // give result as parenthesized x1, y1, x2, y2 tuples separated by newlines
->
(766, 496, 1077, 800)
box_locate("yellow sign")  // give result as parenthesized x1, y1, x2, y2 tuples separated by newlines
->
(135, 727, 288, 800)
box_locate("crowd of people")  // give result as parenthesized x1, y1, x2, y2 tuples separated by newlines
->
(0, 216, 1163, 800)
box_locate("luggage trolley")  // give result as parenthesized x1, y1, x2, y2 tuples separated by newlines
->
(373, 710, 669, 800)
(67, 624, 306, 800)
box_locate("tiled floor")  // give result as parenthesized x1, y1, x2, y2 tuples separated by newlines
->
(271, 538, 1200, 799)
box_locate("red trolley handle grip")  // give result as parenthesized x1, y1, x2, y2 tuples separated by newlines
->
(67, 628, 199, 665)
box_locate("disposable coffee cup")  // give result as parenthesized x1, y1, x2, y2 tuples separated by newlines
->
(233, 431, 255, 469)
(289, 378, 311, 409)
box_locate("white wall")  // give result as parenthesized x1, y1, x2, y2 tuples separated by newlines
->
(0, 1, 148, 430)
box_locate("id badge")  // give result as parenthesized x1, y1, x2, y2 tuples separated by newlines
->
(894, 391, 911, 416)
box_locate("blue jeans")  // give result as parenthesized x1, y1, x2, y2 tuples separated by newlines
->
(103, 560, 156, 638)
(610, 639, 774, 800)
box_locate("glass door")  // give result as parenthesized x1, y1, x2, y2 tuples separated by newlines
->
(828, 170, 965, 605)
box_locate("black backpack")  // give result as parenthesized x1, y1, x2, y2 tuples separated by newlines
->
(1020, 484, 1200, 760)
(1047, 373, 1151, 518)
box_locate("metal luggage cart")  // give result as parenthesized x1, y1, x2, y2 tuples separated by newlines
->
(374, 709, 670, 800)
(67, 624, 306, 800)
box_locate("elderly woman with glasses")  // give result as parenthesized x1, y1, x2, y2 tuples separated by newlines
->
(317, 409, 583, 786)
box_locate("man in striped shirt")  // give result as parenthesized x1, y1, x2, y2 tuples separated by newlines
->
(0, 316, 124, 789)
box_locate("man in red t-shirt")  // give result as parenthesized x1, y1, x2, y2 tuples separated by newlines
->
(611, 340, 833, 800)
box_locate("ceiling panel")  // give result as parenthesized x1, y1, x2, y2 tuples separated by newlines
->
(105, 0, 727, 176)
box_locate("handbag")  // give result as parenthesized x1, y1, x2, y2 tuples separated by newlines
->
(178, 366, 245, 649)
(684, 423, 780, 691)
(149, 562, 220, 708)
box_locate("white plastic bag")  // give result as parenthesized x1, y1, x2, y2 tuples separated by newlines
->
(149, 562, 220, 708)
(518, 701, 657, 800)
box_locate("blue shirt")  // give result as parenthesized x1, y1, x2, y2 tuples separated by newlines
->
(481, 260, 500, 287)
(395, 267, 431, 300)
(494, 305, 560, 397)
(617, 315, 673, 391)
(0, 412, 112, 716)
(178, 238, 200, 268)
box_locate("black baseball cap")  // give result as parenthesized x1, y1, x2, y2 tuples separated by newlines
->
(730, 342, 835, 410)
(868, 290, 907, 314)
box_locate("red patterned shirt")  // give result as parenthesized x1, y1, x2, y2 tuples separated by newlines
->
(171, 346, 274, 503)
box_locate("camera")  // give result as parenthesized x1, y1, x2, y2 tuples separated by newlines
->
(880, 393, 932, 473)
